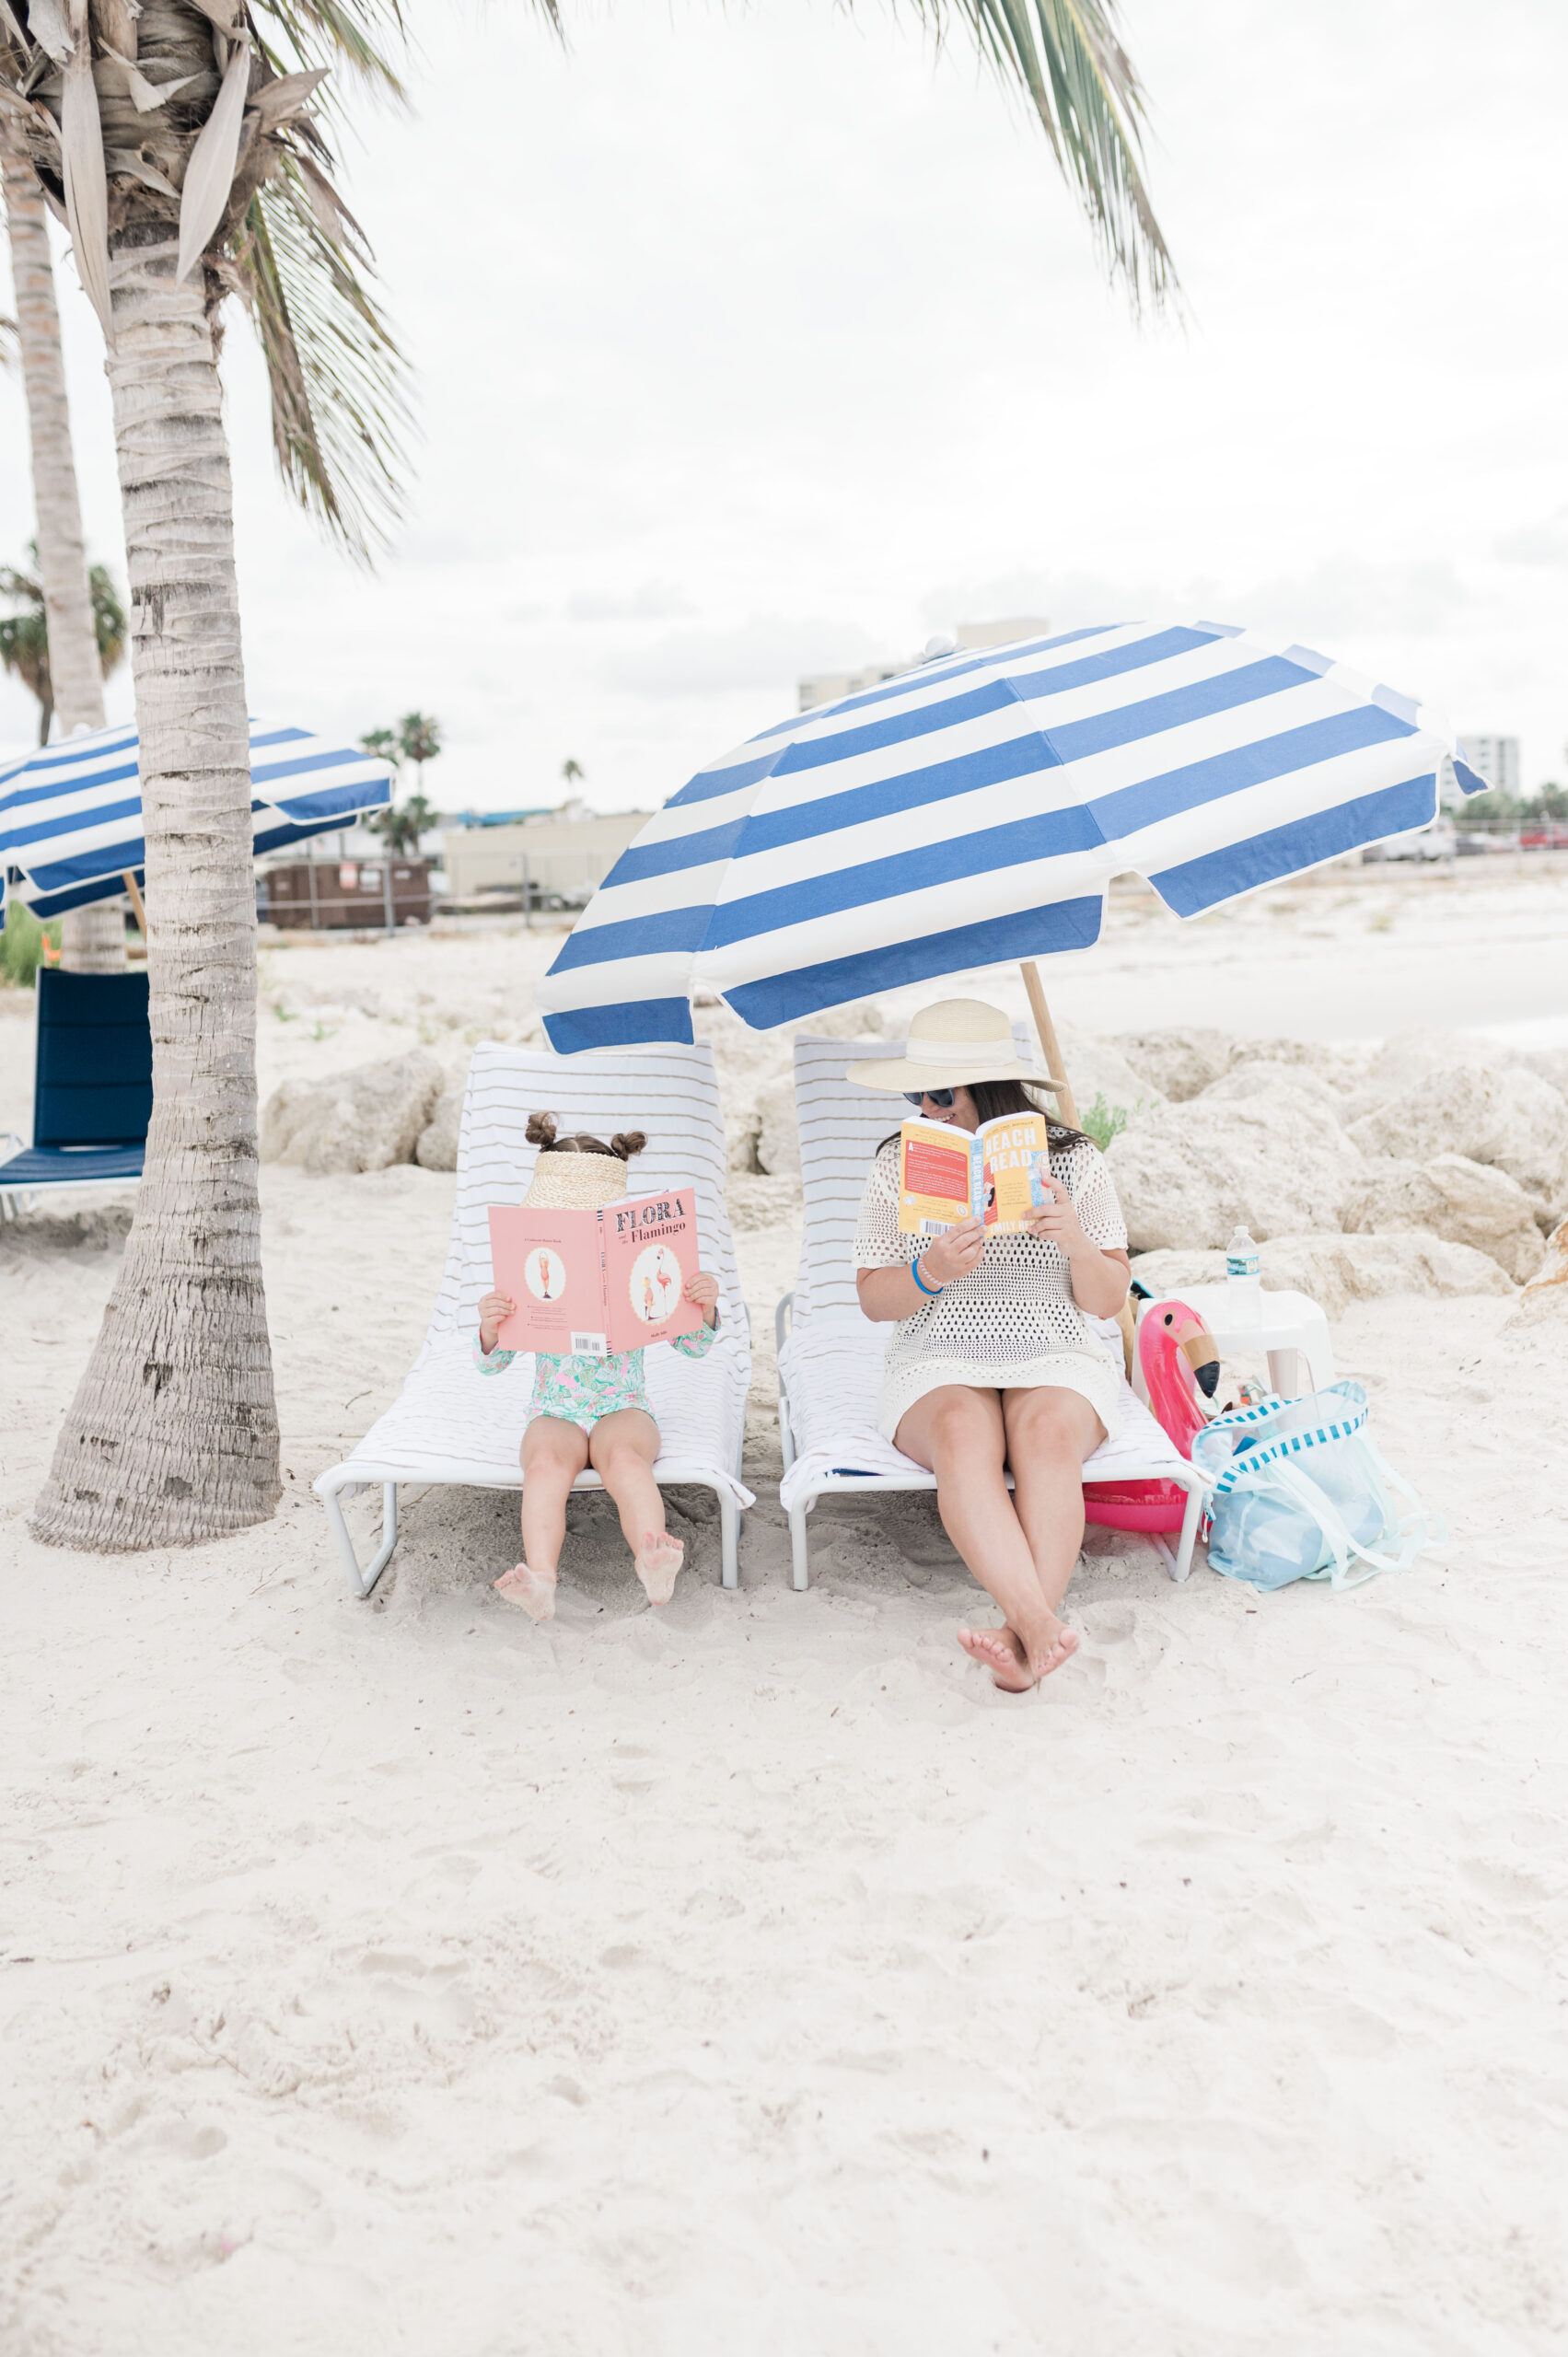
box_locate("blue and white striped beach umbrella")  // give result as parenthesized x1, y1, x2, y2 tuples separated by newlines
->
(537, 621, 1485, 1051)
(0, 717, 395, 923)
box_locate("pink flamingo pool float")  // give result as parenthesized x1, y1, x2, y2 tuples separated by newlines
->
(1082, 1298, 1219, 1536)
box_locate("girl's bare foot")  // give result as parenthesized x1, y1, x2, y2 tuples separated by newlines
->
(957, 1618, 1078, 1690)
(634, 1528, 684, 1606)
(494, 1561, 557, 1622)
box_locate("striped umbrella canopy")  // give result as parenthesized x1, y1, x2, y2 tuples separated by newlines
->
(0, 718, 395, 923)
(538, 621, 1483, 1054)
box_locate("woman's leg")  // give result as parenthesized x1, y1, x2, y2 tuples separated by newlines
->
(893, 1386, 1076, 1689)
(587, 1409, 681, 1604)
(495, 1416, 588, 1619)
(1002, 1385, 1106, 1618)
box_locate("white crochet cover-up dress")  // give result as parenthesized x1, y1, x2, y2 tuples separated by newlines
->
(853, 1132, 1130, 1444)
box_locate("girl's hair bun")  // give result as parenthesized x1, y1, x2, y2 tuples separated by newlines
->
(526, 1110, 559, 1147)
(609, 1130, 647, 1162)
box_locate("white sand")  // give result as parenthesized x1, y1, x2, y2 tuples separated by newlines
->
(3, 874, 1566, 2354)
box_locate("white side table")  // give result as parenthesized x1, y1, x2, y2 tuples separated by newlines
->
(1140, 1282, 1336, 1402)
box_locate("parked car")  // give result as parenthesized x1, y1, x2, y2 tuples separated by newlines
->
(1362, 817, 1456, 863)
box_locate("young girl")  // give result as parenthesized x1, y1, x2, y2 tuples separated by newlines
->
(474, 1112, 721, 1620)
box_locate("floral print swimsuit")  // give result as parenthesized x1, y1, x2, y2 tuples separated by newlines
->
(473, 1318, 717, 1434)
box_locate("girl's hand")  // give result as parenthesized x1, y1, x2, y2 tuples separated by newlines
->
(478, 1290, 515, 1354)
(1026, 1180, 1089, 1256)
(685, 1269, 720, 1326)
(918, 1218, 985, 1287)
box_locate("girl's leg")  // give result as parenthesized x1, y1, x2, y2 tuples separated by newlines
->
(587, 1410, 680, 1603)
(495, 1417, 589, 1619)
(893, 1386, 1077, 1689)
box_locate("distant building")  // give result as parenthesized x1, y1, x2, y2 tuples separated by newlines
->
(442, 803, 651, 905)
(798, 618, 1051, 714)
(1456, 735, 1521, 801)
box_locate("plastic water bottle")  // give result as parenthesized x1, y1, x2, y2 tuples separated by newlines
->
(1225, 1225, 1261, 1319)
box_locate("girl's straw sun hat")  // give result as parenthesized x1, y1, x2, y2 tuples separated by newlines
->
(523, 1144, 631, 1211)
(847, 997, 1065, 1096)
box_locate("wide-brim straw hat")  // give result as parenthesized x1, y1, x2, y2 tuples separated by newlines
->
(523, 1147, 630, 1210)
(847, 997, 1065, 1096)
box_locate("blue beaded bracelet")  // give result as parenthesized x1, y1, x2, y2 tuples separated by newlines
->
(911, 1257, 944, 1297)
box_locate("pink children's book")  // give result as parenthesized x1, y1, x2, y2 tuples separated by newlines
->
(487, 1188, 703, 1359)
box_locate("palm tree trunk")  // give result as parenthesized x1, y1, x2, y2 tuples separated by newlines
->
(32, 225, 281, 1550)
(1, 131, 126, 977)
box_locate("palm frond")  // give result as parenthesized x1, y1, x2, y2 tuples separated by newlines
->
(248, 0, 411, 102)
(226, 148, 413, 561)
(901, 0, 1175, 308)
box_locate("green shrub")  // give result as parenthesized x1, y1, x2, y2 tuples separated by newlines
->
(1080, 1092, 1146, 1152)
(0, 901, 60, 988)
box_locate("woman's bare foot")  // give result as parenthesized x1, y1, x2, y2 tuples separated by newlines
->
(957, 1617, 1079, 1690)
(494, 1561, 557, 1622)
(634, 1528, 684, 1606)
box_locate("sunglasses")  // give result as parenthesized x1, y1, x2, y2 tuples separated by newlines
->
(903, 1087, 956, 1109)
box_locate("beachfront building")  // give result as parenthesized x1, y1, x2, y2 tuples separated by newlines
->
(1456, 734, 1521, 802)
(441, 803, 652, 908)
(797, 618, 1051, 714)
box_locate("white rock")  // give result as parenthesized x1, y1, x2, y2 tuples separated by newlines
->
(415, 1078, 466, 1172)
(726, 1103, 763, 1176)
(1109, 1027, 1234, 1102)
(1353, 1028, 1493, 1104)
(1348, 1065, 1568, 1211)
(1201, 1064, 1349, 1125)
(1342, 1154, 1545, 1284)
(1490, 1069, 1568, 1211)
(1506, 1216, 1568, 1329)
(1229, 1035, 1371, 1082)
(1053, 1023, 1163, 1135)
(1131, 1230, 1516, 1322)
(1106, 1089, 1365, 1251)
(1521, 1045, 1568, 1101)
(261, 1051, 446, 1175)
(754, 1075, 804, 1177)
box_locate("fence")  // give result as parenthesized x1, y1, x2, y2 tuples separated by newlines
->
(259, 852, 433, 934)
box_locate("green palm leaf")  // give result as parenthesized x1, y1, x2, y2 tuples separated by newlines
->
(912, 0, 1174, 305)
(226, 147, 414, 560)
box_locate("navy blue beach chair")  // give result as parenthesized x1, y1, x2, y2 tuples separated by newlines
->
(0, 967, 152, 1212)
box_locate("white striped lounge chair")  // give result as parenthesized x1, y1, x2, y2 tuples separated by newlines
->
(776, 1034, 1206, 1590)
(316, 1040, 754, 1596)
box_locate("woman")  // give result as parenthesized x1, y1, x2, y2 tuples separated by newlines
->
(851, 998, 1131, 1691)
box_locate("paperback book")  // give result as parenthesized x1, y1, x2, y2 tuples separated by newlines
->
(488, 1189, 703, 1357)
(897, 1111, 1056, 1236)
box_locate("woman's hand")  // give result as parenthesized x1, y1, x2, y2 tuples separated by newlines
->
(478, 1290, 515, 1354)
(1024, 1178, 1089, 1257)
(1027, 1184, 1127, 1314)
(685, 1269, 720, 1327)
(918, 1218, 986, 1286)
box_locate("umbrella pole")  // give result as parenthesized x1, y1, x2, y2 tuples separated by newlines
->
(1019, 961, 1077, 1121)
(122, 871, 147, 946)
(1019, 958, 1136, 1378)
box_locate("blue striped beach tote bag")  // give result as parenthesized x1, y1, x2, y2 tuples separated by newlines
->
(1191, 1382, 1443, 1591)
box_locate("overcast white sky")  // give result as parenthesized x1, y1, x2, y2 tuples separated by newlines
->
(4, 0, 1567, 808)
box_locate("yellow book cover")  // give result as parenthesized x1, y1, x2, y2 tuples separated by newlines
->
(898, 1110, 1055, 1235)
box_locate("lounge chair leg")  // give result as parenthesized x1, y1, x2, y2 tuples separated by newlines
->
(1172, 1479, 1203, 1583)
(790, 1504, 811, 1592)
(322, 1480, 399, 1598)
(720, 1495, 739, 1590)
